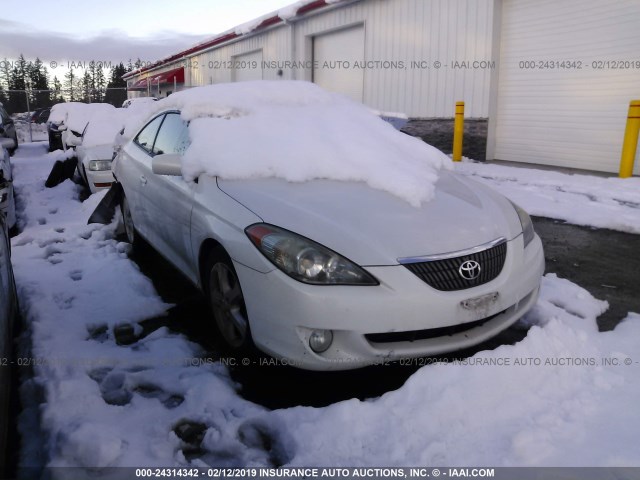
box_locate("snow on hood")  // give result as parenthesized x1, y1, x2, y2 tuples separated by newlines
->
(136, 81, 453, 207)
(82, 109, 129, 148)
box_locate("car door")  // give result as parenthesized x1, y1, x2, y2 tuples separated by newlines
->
(141, 112, 195, 278)
(118, 113, 166, 241)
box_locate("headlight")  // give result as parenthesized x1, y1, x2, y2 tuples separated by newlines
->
(88, 160, 112, 171)
(510, 201, 535, 247)
(246, 224, 378, 285)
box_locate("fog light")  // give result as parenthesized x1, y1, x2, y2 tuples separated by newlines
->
(309, 329, 333, 353)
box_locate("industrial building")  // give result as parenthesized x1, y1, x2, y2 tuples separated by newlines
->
(123, 0, 640, 174)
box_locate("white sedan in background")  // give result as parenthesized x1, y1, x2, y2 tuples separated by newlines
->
(113, 82, 544, 370)
(66, 107, 151, 193)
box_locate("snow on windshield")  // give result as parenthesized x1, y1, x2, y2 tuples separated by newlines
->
(139, 81, 453, 207)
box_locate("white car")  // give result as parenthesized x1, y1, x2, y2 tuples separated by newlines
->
(0, 138, 16, 232)
(65, 108, 132, 193)
(113, 82, 544, 371)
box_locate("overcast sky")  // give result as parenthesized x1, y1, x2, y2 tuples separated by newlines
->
(1, 0, 295, 71)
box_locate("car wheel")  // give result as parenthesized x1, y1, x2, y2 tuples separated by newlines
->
(204, 250, 253, 350)
(120, 195, 144, 251)
(8, 134, 17, 157)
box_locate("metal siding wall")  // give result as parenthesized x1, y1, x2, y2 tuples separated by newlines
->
(495, 0, 640, 172)
(294, 0, 495, 117)
(130, 0, 496, 118)
(187, 26, 292, 86)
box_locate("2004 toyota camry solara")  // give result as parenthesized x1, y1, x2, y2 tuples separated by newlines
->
(112, 81, 544, 370)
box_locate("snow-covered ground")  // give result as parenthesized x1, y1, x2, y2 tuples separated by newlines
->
(456, 160, 640, 234)
(9, 141, 640, 470)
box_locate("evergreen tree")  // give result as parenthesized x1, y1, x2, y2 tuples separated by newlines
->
(28, 58, 51, 108)
(82, 70, 92, 103)
(7, 54, 28, 112)
(0, 58, 11, 90)
(63, 68, 80, 102)
(104, 62, 128, 107)
(52, 76, 65, 104)
(87, 61, 98, 102)
(94, 65, 107, 103)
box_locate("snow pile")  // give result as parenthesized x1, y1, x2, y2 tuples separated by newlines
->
(11, 143, 640, 469)
(273, 275, 637, 467)
(234, 0, 344, 35)
(137, 81, 452, 207)
(15, 121, 48, 143)
(278, 0, 342, 19)
(12, 143, 267, 470)
(456, 161, 640, 233)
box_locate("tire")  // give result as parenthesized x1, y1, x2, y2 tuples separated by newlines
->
(120, 195, 145, 252)
(204, 249, 253, 351)
(8, 134, 17, 157)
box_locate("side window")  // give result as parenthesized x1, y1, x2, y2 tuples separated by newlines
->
(134, 114, 165, 154)
(0, 106, 9, 124)
(152, 112, 190, 155)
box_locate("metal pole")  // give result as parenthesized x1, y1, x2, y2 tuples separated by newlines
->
(453, 101, 464, 162)
(25, 90, 33, 143)
(619, 100, 640, 178)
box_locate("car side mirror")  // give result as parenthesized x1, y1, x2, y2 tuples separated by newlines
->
(65, 134, 82, 147)
(0, 137, 15, 150)
(152, 153, 182, 176)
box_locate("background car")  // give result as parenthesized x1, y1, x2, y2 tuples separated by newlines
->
(0, 208, 19, 474)
(47, 103, 116, 152)
(113, 82, 545, 371)
(30, 108, 50, 125)
(0, 139, 16, 234)
(0, 104, 17, 157)
(71, 108, 128, 193)
(122, 97, 157, 108)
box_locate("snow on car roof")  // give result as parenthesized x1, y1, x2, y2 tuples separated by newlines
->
(139, 81, 452, 207)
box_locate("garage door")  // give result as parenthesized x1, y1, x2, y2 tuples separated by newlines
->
(494, 0, 640, 173)
(232, 50, 263, 82)
(313, 25, 365, 102)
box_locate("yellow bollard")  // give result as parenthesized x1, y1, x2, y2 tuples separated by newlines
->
(619, 100, 640, 178)
(453, 101, 464, 162)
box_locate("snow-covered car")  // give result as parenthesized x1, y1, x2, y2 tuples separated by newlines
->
(0, 205, 19, 470)
(0, 138, 16, 232)
(69, 109, 127, 193)
(0, 103, 17, 157)
(122, 97, 157, 108)
(113, 81, 545, 371)
(48, 102, 116, 152)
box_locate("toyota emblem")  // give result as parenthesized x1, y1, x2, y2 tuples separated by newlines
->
(459, 260, 481, 280)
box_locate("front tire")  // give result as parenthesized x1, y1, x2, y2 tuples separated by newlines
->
(120, 195, 145, 252)
(8, 134, 17, 157)
(204, 249, 253, 350)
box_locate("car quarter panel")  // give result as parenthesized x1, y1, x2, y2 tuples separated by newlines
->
(189, 175, 273, 288)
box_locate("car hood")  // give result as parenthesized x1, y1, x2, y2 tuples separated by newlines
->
(77, 144, 114, 164)
(217, 172, 523, 266)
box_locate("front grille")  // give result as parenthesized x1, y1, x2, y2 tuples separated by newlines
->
(403, 241, 507, 291)
(365, 310, 505, 344)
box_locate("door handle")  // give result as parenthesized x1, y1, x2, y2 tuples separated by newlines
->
(140, 175, 147, 186)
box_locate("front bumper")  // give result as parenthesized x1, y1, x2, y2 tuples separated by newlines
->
(235, 234, 545, 370)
